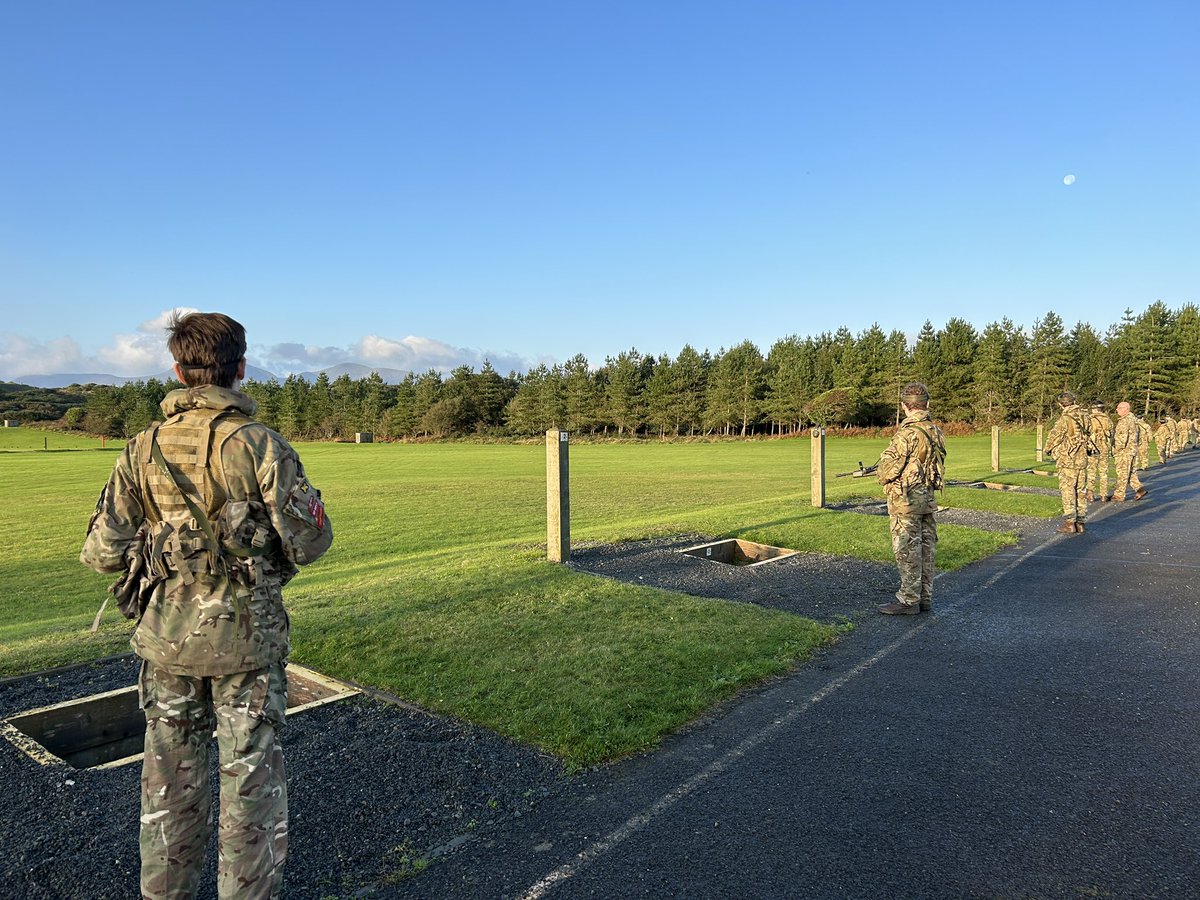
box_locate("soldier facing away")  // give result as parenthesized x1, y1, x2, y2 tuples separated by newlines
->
(81, 312, 333, 899)
(1086, 401, 1114, 503)
(1044, 390, 1091, 534)
(875, 382, 946, 615)
(1109, 401, 1147, 502)
(1155, 415, 1175, 463)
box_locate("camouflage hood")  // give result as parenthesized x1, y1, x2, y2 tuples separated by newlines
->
(160, 385, 257, 419)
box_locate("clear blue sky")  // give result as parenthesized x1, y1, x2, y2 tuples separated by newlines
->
(1, 1, 1196, 379)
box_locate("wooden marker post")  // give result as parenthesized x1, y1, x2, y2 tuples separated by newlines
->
(546, 429, 570, 562)
(1036, 423, 1044, 463)
(811, 427, 826, 508)
(991, 426, 1000, 472)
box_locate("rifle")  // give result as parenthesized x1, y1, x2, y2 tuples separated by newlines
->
(835, 461, 879, 478)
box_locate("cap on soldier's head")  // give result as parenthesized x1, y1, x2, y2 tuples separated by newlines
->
(1092, 401, 1104, 410)
(900, 381, 929, 404)
(1056, 390, 1076, 405)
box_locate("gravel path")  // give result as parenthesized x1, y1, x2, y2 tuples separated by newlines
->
(569, 535, 896, 623)
(0, 656, 563, 898)
(829, 496, 1052, 536)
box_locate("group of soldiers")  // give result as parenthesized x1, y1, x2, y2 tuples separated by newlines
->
(1044, 391, 1200, 534)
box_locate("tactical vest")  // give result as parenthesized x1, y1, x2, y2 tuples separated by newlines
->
(137, 408, 266, 583)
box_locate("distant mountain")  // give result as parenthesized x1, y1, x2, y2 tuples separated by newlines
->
(295, 363, 412, 384)
(14, 373, 134, 388)
(15, 364, 280, 389)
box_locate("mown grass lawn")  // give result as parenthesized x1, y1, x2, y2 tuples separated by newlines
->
(0, 427, 1056, 766)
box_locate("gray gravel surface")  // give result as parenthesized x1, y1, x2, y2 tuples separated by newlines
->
(830, 495, 1051, 536)
(0, 657, 563, 898)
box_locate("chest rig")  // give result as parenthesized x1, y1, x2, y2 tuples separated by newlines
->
(138, 407, 269, 583)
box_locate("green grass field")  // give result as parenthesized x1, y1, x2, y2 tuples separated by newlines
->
(0, 428, 1059, 766)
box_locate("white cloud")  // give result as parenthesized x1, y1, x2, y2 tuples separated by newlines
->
(96, 308, 197, 374)
(1, 313, 540, 382)
(0, 335, 87, 378)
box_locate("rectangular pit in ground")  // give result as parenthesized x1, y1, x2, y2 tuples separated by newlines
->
(0, 663, 357, 770)
(678, 539, 797, 567)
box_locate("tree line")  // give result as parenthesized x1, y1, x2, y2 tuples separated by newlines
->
(57, 301, 1200, 441)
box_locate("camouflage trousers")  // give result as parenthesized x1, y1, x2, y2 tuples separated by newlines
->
(1157, 442, 1172, 463)
(1057, 465, 1088, 522)
(1086, 452, 1111, 499)
(139, 661, 288, 900)
(889, 513, 937, 606)
(1111, 451, 1143, 500)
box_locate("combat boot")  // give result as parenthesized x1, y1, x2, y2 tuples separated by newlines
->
(919, 600, 932, 612)
(1075, 520, 1086, 534)
(1134, 488, 1148, 501)
(878, 601, 920, 616)
(1056, 520, 1077, 534)
(1085, 489, 1094, 502)
(1110, 494, 1125, 502)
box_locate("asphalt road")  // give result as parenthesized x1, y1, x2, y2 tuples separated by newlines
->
(392, 453, 1200, 899)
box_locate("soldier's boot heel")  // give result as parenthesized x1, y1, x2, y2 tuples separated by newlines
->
(1075, 520, 1086, 534)
(1056, 520, 1076, 534)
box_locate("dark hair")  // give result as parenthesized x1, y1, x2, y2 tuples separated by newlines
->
(1056, 390, 1076, 406)
(900, 381, 929, 410)
(166, 312, 246, 388)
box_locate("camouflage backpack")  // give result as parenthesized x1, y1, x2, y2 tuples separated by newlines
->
(904, 420, 947, 491)
(1058, 408, 1093, 457)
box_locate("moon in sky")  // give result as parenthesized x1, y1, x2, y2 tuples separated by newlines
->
(1063, 174, 1076, 185)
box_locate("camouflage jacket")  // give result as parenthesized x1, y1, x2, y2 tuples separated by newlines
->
(1136, 417, 1153, 450)
(81, 386, 333, 676)
(1044, 404, 1090, 467)
(1089, 412, 1114, 454)
(1112, 413, 1141, 454)
(876, 410, 946, 516)
(1155, 420, 1176, 446)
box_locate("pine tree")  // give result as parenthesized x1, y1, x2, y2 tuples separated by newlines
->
(1024, 312, 1071, 423)
(1126, 301, 1177, 416)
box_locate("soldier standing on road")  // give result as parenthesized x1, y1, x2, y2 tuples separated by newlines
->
(1155, 415, 1175, 464)
(1044, 391, 1091, 534)
(1136, 414, 1153, 470)
(1086, 401, 1114, 503)
(875, 382, 946, 616)
(1109, 402, 1147, 502)
(81, 312, 334, 900)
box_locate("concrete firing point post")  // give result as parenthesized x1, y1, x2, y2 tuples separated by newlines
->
(546, 429, 570, 563)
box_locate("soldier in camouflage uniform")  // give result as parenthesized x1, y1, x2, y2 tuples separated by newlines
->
(1044, 391, 1091, 534)
(1086, 401, 1114, 503)
(1154, 416, 1175, 463)
(875, 382, 946, 615)
(1109, 402, 1147, 502)
(1136, 414, 1153, 470)
(81, 313, 333, 900)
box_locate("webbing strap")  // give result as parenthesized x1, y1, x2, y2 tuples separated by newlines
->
(151, 436, 220, 564)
